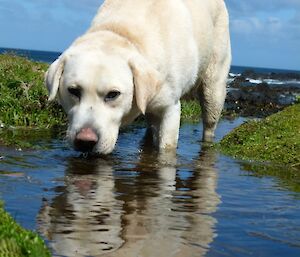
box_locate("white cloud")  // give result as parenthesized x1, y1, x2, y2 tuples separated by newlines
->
(227, 0, 300, 43)
(226, 0, 300, 69)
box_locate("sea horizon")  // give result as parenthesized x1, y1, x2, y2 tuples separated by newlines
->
(1, 46, 300, 74)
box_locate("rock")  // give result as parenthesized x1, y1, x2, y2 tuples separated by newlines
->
(225, 81, 300, 117)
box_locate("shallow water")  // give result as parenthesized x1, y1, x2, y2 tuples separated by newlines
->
(0, 118, 300, 257)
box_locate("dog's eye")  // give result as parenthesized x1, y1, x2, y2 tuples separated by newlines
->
(68, 87, 81, 99)
(105, 91, 121, 102)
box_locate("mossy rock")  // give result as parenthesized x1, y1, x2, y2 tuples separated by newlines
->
(220, 103, 300, 169)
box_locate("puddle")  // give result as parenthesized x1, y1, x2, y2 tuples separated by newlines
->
(0, 118, 300, 257)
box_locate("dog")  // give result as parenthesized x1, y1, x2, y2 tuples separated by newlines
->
(45, 0, 231, 155)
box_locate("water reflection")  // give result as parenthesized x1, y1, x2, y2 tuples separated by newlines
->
(2, 121, 300, 256)
(37, 147, 220, 257)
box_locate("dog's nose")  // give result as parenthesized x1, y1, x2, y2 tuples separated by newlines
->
(74, 127, 98, 152)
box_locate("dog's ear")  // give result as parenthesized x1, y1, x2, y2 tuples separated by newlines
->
(129, 55, 161, 114)
(45, 57, 65, 101)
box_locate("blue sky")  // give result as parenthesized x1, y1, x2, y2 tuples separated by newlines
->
(0, 0, 299, 70)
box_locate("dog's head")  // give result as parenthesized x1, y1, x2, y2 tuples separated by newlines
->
(45, 47, 160, 154)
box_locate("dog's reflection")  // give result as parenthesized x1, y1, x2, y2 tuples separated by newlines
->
(38, 147, 220, 257)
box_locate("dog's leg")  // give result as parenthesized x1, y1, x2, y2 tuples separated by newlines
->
(198, 49, 231, 142)
(146, 101, 181, 151)
(199, 5, 231, 143)
(199, 74, 227, 142)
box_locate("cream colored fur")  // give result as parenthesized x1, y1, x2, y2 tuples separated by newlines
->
(45, 0, 231, 154)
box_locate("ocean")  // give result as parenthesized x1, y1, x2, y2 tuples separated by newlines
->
(1, 47, 300, 87)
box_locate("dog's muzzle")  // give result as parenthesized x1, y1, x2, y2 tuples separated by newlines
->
(74, 127, 99, 152)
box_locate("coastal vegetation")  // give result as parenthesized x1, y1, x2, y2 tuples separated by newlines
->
(0, 53, 66, 129)
(0, 202, 50, 257)
(220, 103, 300, 170)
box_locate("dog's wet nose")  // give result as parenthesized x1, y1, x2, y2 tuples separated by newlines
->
(74, 127, 98, 152)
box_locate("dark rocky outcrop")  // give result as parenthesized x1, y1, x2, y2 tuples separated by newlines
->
(225, 81, 300, 117)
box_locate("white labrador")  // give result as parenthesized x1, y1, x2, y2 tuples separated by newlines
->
(46, 0, 231, 155)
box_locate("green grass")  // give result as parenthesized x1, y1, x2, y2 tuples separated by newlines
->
(180, 100, 201, 123)
(220, 103, 300, 169)
(0, 53, 66, 128)
(0, 201, 51, 257)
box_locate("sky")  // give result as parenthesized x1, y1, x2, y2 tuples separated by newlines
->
(0, 0, 299, 70)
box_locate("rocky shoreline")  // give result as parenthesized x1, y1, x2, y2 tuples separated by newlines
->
(225, 69, 300, 117)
